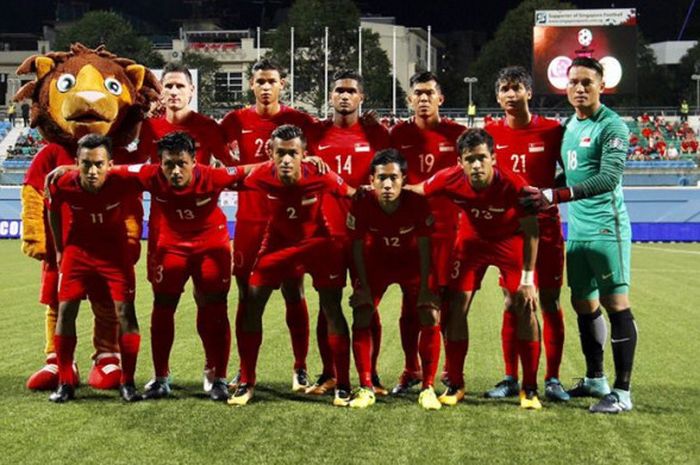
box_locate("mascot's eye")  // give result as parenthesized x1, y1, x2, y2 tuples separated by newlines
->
(56, 74, 76, 93)
(104, 77, 123, 96)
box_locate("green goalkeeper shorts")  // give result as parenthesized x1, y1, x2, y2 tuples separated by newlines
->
(566, 239, 631, 301)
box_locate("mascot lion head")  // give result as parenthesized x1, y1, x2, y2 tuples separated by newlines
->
(14, 43, 161, 147)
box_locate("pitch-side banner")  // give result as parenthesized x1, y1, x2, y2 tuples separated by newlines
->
(533, 9, 637, 95)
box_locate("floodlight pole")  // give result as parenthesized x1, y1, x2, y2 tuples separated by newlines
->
(256, 27, 261, 60)
(324, 26, 329, 119)
(693, 74, 700, 115)
(290, 27, 295, 107)
(427, 25, 431, 71)
(392, 26, 397, 115)
(464, 76, 478, 106)
(358, 26, 362, 113)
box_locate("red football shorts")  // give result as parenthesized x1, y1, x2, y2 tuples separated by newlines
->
(40, 260, 59, 308)
(58, 245, 135, 302)
(232, 220, 267, 279)
(450, 235, 524, 294)
(151, 241, 232, 295)
(249, 237, 345, 289)
(431, 233, 457, 288)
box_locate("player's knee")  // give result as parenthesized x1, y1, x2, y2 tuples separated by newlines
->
(194, 290, 227, 306)
(539, 288, 561, 312)
(154, 293, 180, 308)
(352, 306, 373, 329)
(280, 280, 305, 303)
(116, 302, 139, 332)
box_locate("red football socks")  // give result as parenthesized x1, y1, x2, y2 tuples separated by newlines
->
(54, 334, 77, 385)
(445, 339, 468, 388)
(419, 325, 441, 388)
(119, 332, 140, 385)
(370, 310, 382, 377)
(238, 330, 263, 386)
(200, 302, 231, 379)
(316, 311, 334, 377)
(542, 309, 565, 380)
(285, 299, 309, 371)
(399, 310, 421, 375)
(352, 327, 373, 387)
(517, 339, 542, 390)
(328, 333, 351, 390)
(501, 310, 519, 380)
(150, 303, 176, 378)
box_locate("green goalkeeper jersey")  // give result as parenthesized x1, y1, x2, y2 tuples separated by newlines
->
(561, 104, 631, 242)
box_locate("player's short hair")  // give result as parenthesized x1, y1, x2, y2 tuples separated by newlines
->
(494, 66, 532, 94)
(157, 131, 196, 158)
(251, 58, 287, 78)
(370, 148, 407, 175)
(332, 69, 364, 92)
(567, 57, 604, 79)
(409, 71, 441, 91)
(77, 133, 112, 158)
(162, 62, 193, 84)
(270, 124, 306, 148)
(457, 128, 494, 155)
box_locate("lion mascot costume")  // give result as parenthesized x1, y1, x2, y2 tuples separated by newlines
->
(15, 43, 161, 390)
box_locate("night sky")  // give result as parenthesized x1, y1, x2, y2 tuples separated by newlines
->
(1, 0, 698, 43)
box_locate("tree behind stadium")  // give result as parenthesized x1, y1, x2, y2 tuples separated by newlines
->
(265, 0, 405, 113)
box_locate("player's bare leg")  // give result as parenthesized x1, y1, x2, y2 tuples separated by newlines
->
(319, 288, 352, 407)
(439, 290, 473, 406)
(49, 300, 81, 403)
(229, 285, 273, 406)
(281, 278, 310, 392)
(539, 287, 568, 401)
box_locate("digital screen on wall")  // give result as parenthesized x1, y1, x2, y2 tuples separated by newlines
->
(533, 9, 637, 95)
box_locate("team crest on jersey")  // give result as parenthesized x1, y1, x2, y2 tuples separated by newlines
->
(226, 166, 239, 176)
(127, 163, 144, 173)
(301, 195, 318, 206)
(528, 142, 545, 153)
(439, 143, 455, 153)
(579, 137, 592, 147)
(607, 137, 625, 150)
(346, 213, 356, 230)
(354, 143, 370, 153)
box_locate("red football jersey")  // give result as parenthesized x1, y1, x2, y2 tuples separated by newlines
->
(111, 164, 246, 245)
(348, 190, 433, 264)
(48, 171, 141, 255)
(485, 115, 563, 190)
(424, 165, 528, 241)
(138, 113, 234, 166)
(243, 160, 350, 245)
(390, 118, 465, 237)
(221, 105, 316, 222)
(308, 120, 390, 236)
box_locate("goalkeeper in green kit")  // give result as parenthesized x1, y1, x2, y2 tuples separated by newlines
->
(521, 57, 637, 414)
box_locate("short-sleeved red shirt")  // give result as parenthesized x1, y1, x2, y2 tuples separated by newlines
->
(221, 105, 316, 222)
(424, 165, 527, 241)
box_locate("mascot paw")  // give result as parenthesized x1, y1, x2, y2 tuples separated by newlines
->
(88, 355, 122, 390)
(26, 355, 80, 390)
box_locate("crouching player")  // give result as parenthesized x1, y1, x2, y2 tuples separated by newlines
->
(409, 128, 543, 409)
(47, 134, 142, 403)
(229, 124, 357, 407)
(347, 149, 441, 410)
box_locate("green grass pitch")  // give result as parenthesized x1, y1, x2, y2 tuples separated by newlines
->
(1, 240, 699, 464)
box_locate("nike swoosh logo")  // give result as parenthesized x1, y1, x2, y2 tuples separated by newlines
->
(241, 129, 253, 134)
(105, 202, 121, 210)
(267, 194, 279, 200)
(601, 272, 613, 280)
(318, 145, 332, 150)
(329, 274, 340, 280)
(301, 196, 318, 205)
(69, 205, 84, 210)
(611, 337, 630, 343)
(401, 144, 414, 149)
(196, 197, 212, 207)
(155, 196, 167, 203)
(399, 226, 415, 234)
(496, 144, 508, 149)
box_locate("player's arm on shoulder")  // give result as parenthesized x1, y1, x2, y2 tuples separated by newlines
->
(404, 181, 426, 196)
(210, 122, 238, 167)
(47, 185, 64, 262)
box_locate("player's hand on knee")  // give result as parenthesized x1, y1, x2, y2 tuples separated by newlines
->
(516, 284, 537, 313)
(349, 286, 373, 310)
(417, 287, 440, 311)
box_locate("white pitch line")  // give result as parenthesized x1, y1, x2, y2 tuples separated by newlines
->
(634, 245, 700, 255)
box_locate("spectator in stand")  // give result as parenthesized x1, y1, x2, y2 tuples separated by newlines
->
(667, 144, 679, 159)
(641, 126, 652, 144)
(467, 101, 477, 127)
(641, 112, 650, 125)
(680, 99, 689, 123)
(21, 101, 30, 127)
(630, 145, 646, 161)
(629, 132, 639, 147)
(8, 103, 17, 126)
(655, 137, 667, 159)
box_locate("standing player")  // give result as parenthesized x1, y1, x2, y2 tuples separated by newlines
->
(388, 71, 464, 394)
(484, 66, 569, 401)
(409, 129, 542, 409)
(522, 57, 637, 413)
(138, 62, 236, 392)
(221, 60, 316, 392)
(229, 125, 356, 407)
(119, 132, 257, 402)
(47, 134, 141, 403)
(306, 70, 390, 396)
(347, 149, 441, 410)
